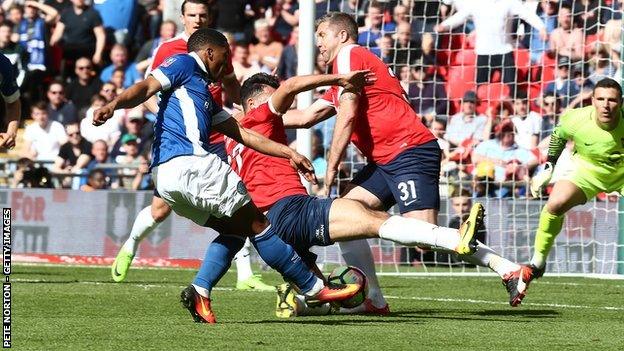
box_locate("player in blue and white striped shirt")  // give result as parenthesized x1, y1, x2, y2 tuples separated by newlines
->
(93, 28, 361, 323)
(0, 53, 21, 149)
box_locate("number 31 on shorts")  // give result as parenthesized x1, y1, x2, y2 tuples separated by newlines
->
(398, 180, 417, 205)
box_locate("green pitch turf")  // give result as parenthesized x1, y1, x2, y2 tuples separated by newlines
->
(14, 264, 624, 350)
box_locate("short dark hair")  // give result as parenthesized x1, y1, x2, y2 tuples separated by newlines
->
(451, 188, 471, 198)
(433, 118, 446, 128)
(90, 94, 107, 104)
(315, 12, 358, 41)
(593, 78, 623, 98)
(187, 28, 228, 53)
(47, 80, 64, 91)
(31, 101, 47, 112)
(240, 73, 280, 111)
(181, 0, 208, 15)
(513, 91, 528, 102)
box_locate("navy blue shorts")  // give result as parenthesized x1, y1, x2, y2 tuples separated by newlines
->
(208, 141, 227, 163)
(153, 141, 227, 198)
(352, 140, 441, 213)
(266, 194, 334, 265)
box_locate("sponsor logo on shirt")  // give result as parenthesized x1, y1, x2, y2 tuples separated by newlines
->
(161, 57, 177, 68)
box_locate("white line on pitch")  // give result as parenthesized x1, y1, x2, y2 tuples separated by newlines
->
(383, 295, 624, 311)
(13, 279, 624, 311)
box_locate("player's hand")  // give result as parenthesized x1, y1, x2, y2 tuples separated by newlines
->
(93, 105, 115, 126)
(0, 132, 16, 149)
(323, 167, 337, 197)
(289, 152, 318, 185)
(340, 70, 377, 92)
(530, 162, 554, 198)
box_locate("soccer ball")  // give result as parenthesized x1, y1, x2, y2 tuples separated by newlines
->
(327, 266, 368, 308)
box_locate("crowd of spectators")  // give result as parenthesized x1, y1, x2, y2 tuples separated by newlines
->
(0, 0, 621, 201)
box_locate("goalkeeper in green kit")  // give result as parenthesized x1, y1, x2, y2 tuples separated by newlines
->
(520, 78, 624, 296)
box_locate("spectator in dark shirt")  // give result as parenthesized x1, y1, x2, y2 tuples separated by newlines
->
(267, 0, 299, 43)
(393, 22, 422, 67)
(214, 0, 254, 43)
(65, 57, 102, 116)
(110, 109, 148, 161)
(276, 25, 298, 80)
(46, 81, 79, 125)
(408, 59, 449, 120)
(538, 92, 561, 142)
(53, 122, 92, 188)
(50, 0, 105, 65)
(44, 0, 72, 16)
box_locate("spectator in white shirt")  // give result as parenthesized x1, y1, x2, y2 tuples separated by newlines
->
(511, 91, 542, 150)
(80, 94, 121, 148)
(22, 101, 67, 162)
(446, 91, 488, 147)
(435, 0, 547, 87)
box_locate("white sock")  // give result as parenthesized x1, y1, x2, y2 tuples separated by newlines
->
(192, 284, 210, 298)
(234, 237, 254, 282)
(530, 255, 546, 269)
(339, 240, 386, 307)
(121, 206, 158, 255)
(294, 295, 332, 316)
(460, 242, 520, 278)
(378, 215, 460, 250)
(303, 277, 325, 297)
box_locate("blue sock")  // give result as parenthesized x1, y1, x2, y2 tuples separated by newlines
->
(193, 235, 245, 292)
(250, 225, 317, 293)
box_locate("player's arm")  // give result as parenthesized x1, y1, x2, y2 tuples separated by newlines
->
(434, 8, 471, 32)
(324, 91, 359, 194)
(92, 25, 106, 65)
(221, 72, 241, 105)
(511, 0, 547, 40)
(93, 77, 162, 126)
(530, 123, 569, 197)
(214, 117, 317, 184)
(271, 71, 374, 114)
(50, 22, 65, 46)
(0, 61, 21, 149)
(282, 101, 335, 128)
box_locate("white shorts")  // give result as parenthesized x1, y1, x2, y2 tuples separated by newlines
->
(152, 154, 251, 226)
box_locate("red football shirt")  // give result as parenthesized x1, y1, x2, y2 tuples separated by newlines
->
(148, 32, 235, 144)
(224, 102, 307, 212)
(320, 44, 435, 164)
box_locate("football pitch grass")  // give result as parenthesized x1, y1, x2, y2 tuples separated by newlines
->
(15, 264, 624, 350)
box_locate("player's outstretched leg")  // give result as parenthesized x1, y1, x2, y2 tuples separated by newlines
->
(275, 283, 332, 318)
(504, 180, 587, 306)
(180, 285, 216, 324)
(498, 206, 563, 307)
(111, 198, 171, 282)
(234, 238, 274, 291)
(181, 235, 244, 323)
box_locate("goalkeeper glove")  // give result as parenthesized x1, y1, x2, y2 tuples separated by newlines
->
(530, 162, 554, 198)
